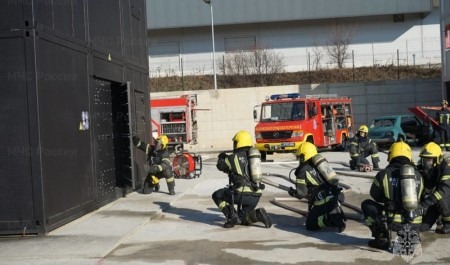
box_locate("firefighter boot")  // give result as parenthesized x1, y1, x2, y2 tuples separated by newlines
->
(256, 208, 272, 228)
(167, 181, 175, 195)
(372, 157, 381, 170)
(349, 160, 356, 170)
(223, 205, 239, 228)
(368, 227, 390, 250)
(373, 163, 380, 170)
(436, 223, 450, 234)
(246, 208, 272, 228)
(142, 176, 153, 194)
(325, 212, 346, 233)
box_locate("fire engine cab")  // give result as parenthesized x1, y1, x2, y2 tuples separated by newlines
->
(253, 93, 354, 160)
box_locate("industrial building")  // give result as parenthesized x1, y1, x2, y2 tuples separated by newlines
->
(441, 0, 450, 98)
(147, 0, 441, 79)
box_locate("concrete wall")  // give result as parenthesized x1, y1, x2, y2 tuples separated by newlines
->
(150, 78, 441, 152)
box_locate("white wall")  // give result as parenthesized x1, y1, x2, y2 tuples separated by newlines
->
(150, 79, 442, 152)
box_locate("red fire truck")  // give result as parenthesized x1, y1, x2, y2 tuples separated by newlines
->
(150, 94, 198, 145)
(150, 95, 201, 178)
(253, 93, 354, 160)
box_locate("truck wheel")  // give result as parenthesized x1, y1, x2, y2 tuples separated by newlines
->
(260, 151, 267, 162)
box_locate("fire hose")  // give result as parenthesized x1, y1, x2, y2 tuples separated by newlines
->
(262, 172, 364, 221)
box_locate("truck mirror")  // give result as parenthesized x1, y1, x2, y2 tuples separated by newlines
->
(253, 109, 257, 120)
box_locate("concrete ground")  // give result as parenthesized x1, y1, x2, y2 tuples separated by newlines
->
(0, 149, 449, 265)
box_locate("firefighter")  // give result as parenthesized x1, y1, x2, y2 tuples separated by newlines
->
(435, 99, 450, 151)
(349, 125, 380, 170)
(361, 141, 423, 250)
(132, 135, 176, 195)
(212, 130, 272, 229)
(288, 141, 346, 232)
(417, 142, 450, 233)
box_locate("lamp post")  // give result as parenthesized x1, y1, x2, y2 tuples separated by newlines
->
(203, 0, 217, 91)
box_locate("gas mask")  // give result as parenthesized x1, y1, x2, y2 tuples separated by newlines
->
(155, 141, 163, 151)
(421, 157, 435, 171)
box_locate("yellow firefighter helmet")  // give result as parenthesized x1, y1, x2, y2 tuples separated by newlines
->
(388, 141, 412, 162)
(358, 125, 369, 133)
(420, 142, 442, 160)
(232, 130, 252, 149)
(156, 135, 169, 149)
(296, 142, 318, 162)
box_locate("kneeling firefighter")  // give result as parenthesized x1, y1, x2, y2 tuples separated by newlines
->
(361, 141, 423, 252)
(212, 130, 272, 228)
(133, 135, 176, 195)
(288, 142, 346, 232)
(349, 125, 380, 171)
(417, 142, 450, 234)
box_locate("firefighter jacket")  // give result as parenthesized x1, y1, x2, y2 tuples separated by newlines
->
(216, 147, 262, 195)
(418, 157, 450, 209)
(370, 158, 424, 225)
(349, 135, 377, 160)
(293, 161, 340, 207)
(138, 143, 173, 180)
(436, 107, 450, 128)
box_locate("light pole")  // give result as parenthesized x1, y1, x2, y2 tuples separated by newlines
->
(203, 0, 217, 91)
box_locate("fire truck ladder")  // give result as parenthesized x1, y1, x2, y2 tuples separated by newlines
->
(408, 106, 439, 129)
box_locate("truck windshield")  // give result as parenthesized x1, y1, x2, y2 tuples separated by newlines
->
(261, 102, 305, 121)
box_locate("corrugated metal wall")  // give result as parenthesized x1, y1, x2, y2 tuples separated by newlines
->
(147, 0, 432, 29)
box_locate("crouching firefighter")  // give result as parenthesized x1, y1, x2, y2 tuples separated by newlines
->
(361, 141, 423, 255)
(349, 125, 380, 171)
(288, 142, 346, 232)
(133, 135, 176, 195)
(212, 130, 272, 229)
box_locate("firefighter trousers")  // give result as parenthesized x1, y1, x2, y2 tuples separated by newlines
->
(423, 197, 450, 228)
(436, 127, 450, 151)
(212, 188, 261, 224)
(305, 197, 343, 231)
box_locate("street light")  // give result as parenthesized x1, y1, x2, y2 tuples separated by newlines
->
(203, 0, 217, 91)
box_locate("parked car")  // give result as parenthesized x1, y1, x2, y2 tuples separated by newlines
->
(368, 114, 433, 149)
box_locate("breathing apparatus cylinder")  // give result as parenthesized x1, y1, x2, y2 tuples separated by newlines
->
(249, 147, 263, 185)
(400, 164, 418, 220)
(311, 154, 338, 185)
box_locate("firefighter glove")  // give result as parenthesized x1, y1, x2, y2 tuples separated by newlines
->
(259, 183, 265, 190)
(288, 187, 297, 197)
(218, 152, 227, 160)
(414, 205, 425, 217)
(330, 185, 343, 196)
(132, 136, 141, 147)
(421, 193, 436, 208)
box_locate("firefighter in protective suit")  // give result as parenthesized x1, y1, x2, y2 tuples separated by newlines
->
(435, 100, 450, 151)
(133, 135, 176, 195)
(417, 142, 450, 234)
(212, 130, 272, 229)
(349, 125, 380, 170)
(288, 142, 346, 232)
(361, 141, 423, 250)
